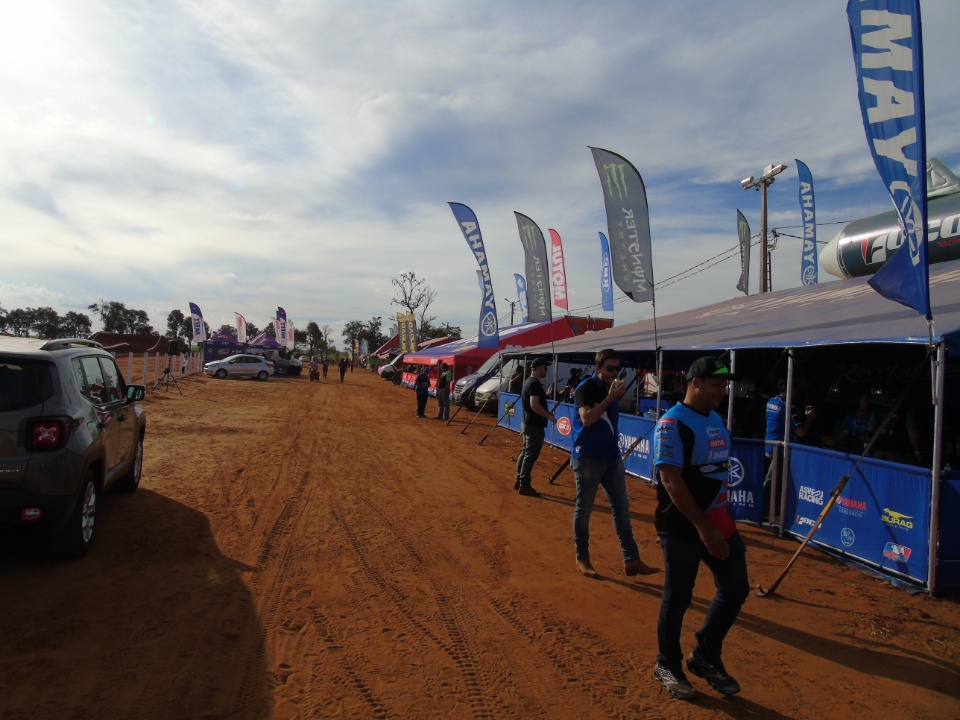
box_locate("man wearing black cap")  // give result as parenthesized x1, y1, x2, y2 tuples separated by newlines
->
(651, 356, 750, 701)
(515, 357, 555, 497)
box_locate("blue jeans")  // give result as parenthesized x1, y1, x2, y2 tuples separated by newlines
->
(516, 425, 546, 487)
(656, 531, 750, 672)
(437, 390, 450, 419)
(572, 455, 639, 563)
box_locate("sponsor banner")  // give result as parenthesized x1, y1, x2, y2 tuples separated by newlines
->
(397, 312, 417, 353)
(848, 0, 930, 320)
(189, 302, 206, 343)
(272, 317, 282, 342)
(277, 307, 287, 346)
(784, 444, 930, 583)
(728, 439, 766, 523)
(548, 229, 569, 311)
(598, 232, 614, 312)
(449, 203, 500, 349)
(796, 160, 819, 286)
(736, 210, 751, 295)
(286, 320, 295, 351)
(589, 146, 655, 303)
(514, 212, 552, 322)
(513, 273, 530, 323)
(234, 312, 247, 344)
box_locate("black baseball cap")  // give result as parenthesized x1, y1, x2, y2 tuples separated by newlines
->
(531, 357, 551, 368)
(686, 356, 737, 381)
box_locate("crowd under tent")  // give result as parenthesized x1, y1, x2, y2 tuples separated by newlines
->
(502, 259, 960, 594)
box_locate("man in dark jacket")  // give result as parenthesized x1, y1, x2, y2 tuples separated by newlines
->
(515, 357, 555, 497)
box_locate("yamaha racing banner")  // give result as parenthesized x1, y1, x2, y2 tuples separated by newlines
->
(598, 232, 614, 312)
(276, 307, 288, 345)
(514, 273, 530, 323)
(848, 0, 930, 320)
(235, 312, 247, 344)
(590, 146, 655, 303)
(449, 202, 500, 350)
(736, 211, 751, 295)
(514, 212, 552, 322)
(189, 302, 206, 343)
(548, 229, 569, 311)
(796, 160, 819, 286)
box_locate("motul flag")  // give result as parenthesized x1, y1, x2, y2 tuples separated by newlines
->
(514, 273, 530, 323)
(276, 307, 287, 344)
(848, 0, 930, 320)
(736, 211, 751, 295)
(548, 229, 569, 311)
(449, 202, 500, 350)
(188, 302, 206, 343)
(235, 312, 247, 344)
(796, 160, 819, 286)
(514, 212, 552, 322)
(598, 232, 614, 312)
(590, 146, 655, 303)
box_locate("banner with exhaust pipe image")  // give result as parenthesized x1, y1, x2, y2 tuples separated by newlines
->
(514, 212, 552, 322)
(598, 232, 614, 312)
(796, 160, 819, 286)
(736, 210, 751, 295)
(589, 146, 655, 303)
(514, 273, 529, 323)
(449, 202, 500, 350)
(189, 302, 206, 343)
(848, 0, 929, 320)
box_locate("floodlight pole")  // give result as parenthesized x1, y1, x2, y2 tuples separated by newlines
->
(741, 163, 787, 294)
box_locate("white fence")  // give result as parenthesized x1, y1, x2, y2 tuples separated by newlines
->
(112, 351, 201, 390)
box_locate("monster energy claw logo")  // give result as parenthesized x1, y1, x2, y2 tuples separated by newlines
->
(521, 225, 538, 251)
(603, 163, 629, 201)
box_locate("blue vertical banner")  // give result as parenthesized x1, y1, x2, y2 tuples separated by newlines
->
(188, 302, 206, 343)
(276, 307, 287, 344)
(796, 160, 819, 286)
(847, 0, 930, 320)
(513, 273, 529, 323)
(449, 202, 500, 350)
(598, 232, 614, 312)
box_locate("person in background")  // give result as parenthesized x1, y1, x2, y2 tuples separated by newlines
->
(763, 379, 816, 520)
(322, 357, 329, 379)
(309, 356, 320, 382)
(515, 357, 555, 497)
(339, 357, 348, 384)
(435, 362, 452, 421)
(415, 366, 431, 418)
(180, 349, 188, 376)
(652, 356, 749, 701)
(824, 392, 872, 455)
(571, 349, 658, 579)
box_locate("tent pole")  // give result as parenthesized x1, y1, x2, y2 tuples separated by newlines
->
(927, 341, 946, 593)
(726, 349, 737, 432)
(779, 350, 796, 537)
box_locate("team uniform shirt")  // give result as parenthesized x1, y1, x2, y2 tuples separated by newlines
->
(839, 409, 870, 454)
(654, 402, 736, 541)
(572, 375, 620, 461)
(764, 394, 798, 458)
(521, 376, 549, 429)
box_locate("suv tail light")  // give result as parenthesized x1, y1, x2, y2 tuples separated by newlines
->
(25, 417, 71, 451)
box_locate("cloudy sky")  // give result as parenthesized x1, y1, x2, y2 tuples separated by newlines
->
(2, 0, 958, 342)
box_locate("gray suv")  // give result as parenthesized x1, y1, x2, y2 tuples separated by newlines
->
(0, 337, 147, 558)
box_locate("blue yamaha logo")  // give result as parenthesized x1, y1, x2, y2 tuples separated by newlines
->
(727, 457, 745, 488)
(841, 527, 855, 548)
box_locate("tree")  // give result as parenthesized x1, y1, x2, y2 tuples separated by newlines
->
(5, 308, 30, 337)
(293, 328, 307, 353)
(419, 321, 461, 342)
(88, 300, 154, 334)
(60, 311, 92, 338)
(342, 320, 365, 359)
(364, 316, 387, 352)
(167, 309, 190, 339)
(391, 271, 436, 343)
(305, 321, 323, 356)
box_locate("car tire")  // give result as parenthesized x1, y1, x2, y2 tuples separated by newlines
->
(215, 369, 227, 379)
(115, 435, 144, 493)
(51, 470, 98, 559)
(257, 370, 268, 381)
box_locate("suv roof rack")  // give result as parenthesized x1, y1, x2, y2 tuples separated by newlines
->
(38, 338, 104, 351)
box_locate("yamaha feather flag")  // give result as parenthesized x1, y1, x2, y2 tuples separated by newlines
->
(514, 273, 530, 323)
(449, 202, 500, 350)
(514, 212, 552, 322)
(796, 160, 819, 286)
(548, 229, 569, 311)
(598, 232, 614, 312)
(235, 312, 247, 344)
(848, 0, 930, 320)
(736, 211, 751, 295)
(189, 302, 206, 343)
(590, 147, 655, 303)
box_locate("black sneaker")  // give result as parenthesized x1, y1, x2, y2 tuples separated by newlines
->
(653, 663, 696, 700)
(686, 651, 741, 695)
(517, 485, 540, 497)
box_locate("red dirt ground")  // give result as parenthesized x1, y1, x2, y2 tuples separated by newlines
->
(1, 369, 958, 719)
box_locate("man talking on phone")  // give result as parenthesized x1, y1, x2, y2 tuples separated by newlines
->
(571, 349, 659, 579)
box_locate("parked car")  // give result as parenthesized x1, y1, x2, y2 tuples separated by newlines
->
(203, 354, 274, 380)
(244, 347, 302, 376)
(452, 351, 504, 409)
(0, 337, 147, 558)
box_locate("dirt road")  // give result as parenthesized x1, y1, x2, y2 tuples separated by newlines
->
(1, 370, 958, 719)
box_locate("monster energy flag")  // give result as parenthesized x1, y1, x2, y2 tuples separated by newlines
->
(514, 273, 529, 323)
(848, 0, 930, 320)
(590, 147, 655, 303)
(189, 302, 206, 343)
(598, 232, 614, 312)
(736, 211, 751, 295)
(514, 212, 552, 322)
(449, 202, 499, 349)
(796, 160, 819, 286)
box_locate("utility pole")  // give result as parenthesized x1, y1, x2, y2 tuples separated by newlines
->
(741, 163, 787, 294)
(504, 299, 517, 325)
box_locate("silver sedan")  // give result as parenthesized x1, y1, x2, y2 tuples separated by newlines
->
(203, 354, 275, 381)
